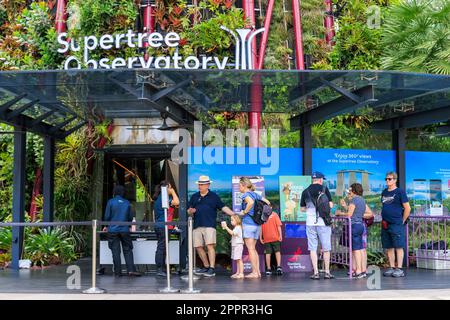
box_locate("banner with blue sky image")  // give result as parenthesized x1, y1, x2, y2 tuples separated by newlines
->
(312, 148, 396, 214)
(406, 151, 450, 215)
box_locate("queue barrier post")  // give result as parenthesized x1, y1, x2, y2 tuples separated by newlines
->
(181, 216, 201, 293)
(159, 209, 180, 293)
(83, 219, 105, 294)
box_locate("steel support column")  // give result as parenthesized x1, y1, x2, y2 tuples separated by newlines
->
(55, 0, 67, 33)
(143, 0, 155, 61)
(324, 0, 335, 45)
(43, 136, 55, 222)
(243, 0, 261, 148)
(300, 119, 312, 176)
(178, 161, 188, 271)
(11, 127, 26, 270)
(392, 127, 406, 190)
(292, 0, 305, 70)
(257, 0, 275, 69)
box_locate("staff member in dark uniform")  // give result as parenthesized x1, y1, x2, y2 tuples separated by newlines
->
(152, 181, 179, 277)
(104, 185, 141, 277)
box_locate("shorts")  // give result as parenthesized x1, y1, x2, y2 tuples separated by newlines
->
(351, 223, 364, 251)
(243, 224, 261, 239)
(193, 227, 216, 248)
(264, 241, 281, 254)
(306, 225, 332, 252)
(231, 244, 244, 260)
(362, 223, 367, 249)
(381, 222, 406, 249)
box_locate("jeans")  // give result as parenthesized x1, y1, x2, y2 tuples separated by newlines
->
(107, 232, 136, 274)
(155, 227, 166, 270)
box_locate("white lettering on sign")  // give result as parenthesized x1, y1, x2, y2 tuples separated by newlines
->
(58, 27, 266, 70)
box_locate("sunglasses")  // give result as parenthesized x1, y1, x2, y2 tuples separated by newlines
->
(385, 177, 395, 181)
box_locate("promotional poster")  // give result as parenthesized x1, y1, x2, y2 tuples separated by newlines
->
(312, 148, 396, 214)
(406, 151, 450, 216)
(279, 176, 311, 222)
(232, 176, 265, 213)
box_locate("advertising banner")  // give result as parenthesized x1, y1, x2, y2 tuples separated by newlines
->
(406, 151, 450, 216)
(312, 148, 396, 215)
(279, 176, 311, 222)
(232, 176, 265, 213)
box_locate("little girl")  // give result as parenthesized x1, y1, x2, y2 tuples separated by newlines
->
(222, 215, 244, 279)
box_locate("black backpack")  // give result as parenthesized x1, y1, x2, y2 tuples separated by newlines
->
(247, 193, 272, 225)
(308, 186, 332, 226)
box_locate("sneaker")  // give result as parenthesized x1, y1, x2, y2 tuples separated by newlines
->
(156, 269, 167, 277)
(383, 267, 395, 277)
(203, 268, 215, 277)
(392, 268, 405, 278)
(128, 271, 142, 277)
(265, 269, 272, 276)
(194, 267, 209, 275)
(276, 266, 283, 276)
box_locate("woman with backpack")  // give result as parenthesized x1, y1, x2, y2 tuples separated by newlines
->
(336, 183, 373, 279)
(238, 177, 271, 279)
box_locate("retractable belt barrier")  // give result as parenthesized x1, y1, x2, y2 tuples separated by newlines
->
(0, 219, 200, 294)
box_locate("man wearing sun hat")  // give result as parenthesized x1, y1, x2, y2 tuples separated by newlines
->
(300, 171, 334, 280)
(187, 175, 234, 277)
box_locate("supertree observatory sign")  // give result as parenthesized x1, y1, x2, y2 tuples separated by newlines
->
(57, 27, 264, 70)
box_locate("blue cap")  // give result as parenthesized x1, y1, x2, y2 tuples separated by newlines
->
(312, 171, 325, 179)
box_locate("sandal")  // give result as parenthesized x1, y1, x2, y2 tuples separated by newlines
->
(310, 273, 320, 280)
(245, 273, 260, 279)
(324, 273, 335, 279)
(234, 273, 244, 279)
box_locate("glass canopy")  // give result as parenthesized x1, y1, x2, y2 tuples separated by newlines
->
(0, 69, 449, 138)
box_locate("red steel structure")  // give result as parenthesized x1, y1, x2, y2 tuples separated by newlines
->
(142, 1, 155, 61)
(54, 0, 308, 147)
(324, 0, 335, 45)
(55, 0, 67, 33)
(243, 0, 261, 148)
(292, 0, 305, 70)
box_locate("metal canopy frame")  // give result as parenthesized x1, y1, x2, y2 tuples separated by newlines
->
(1, 68, 449, 271)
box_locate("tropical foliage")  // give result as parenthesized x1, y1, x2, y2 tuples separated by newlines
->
(0, 0, 449, 269)
(381, 0, 450, 75)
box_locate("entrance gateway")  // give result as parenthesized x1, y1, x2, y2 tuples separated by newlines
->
(0, 69, 449, 270)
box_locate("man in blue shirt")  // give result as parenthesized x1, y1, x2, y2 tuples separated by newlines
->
(381, 171, 411, 278)
(187, 175, 234, 277)
(104, 185, 141, 277)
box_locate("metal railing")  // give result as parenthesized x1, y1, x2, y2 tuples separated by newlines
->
(327, 217, 353, 278)
(408, 216, 450, 270)
(0, 218, 200, 294)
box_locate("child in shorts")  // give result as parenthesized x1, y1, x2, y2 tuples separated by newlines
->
(260, 211, 283, 275)
(222, 215, 244, 279)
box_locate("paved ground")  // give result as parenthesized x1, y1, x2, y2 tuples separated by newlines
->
(1, 258, 450, 299)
